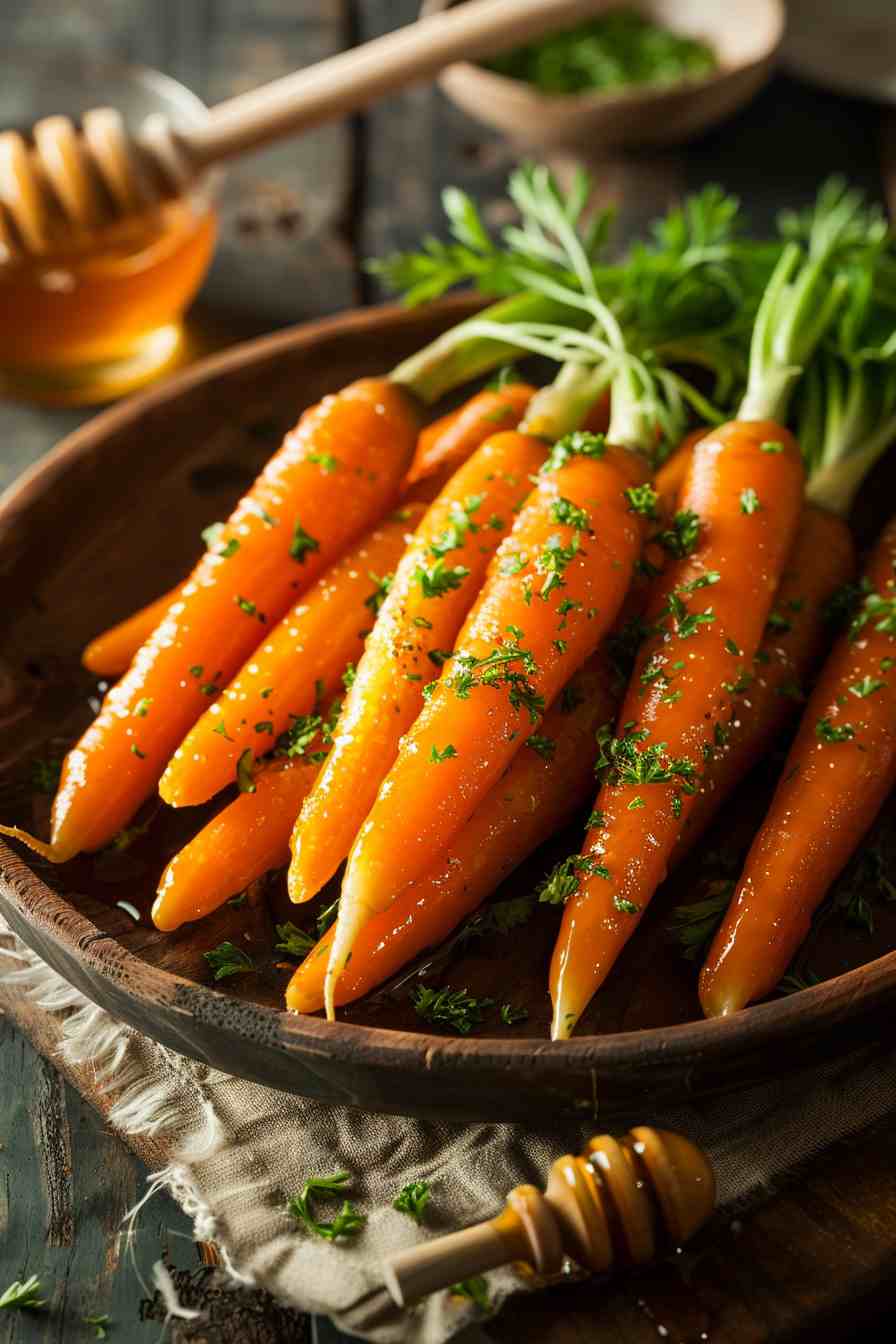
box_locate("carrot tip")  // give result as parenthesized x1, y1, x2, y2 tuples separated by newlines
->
(0, 825, 74, 865)
(550, 1002, 578, 1042)
(698, 982, 744, 1018)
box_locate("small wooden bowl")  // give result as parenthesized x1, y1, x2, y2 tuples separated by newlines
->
(2, 296, 896, 1124)
(425, 0, 784, 152)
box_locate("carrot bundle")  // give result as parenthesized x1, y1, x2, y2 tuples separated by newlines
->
(159, 500, 428, 808)
(547, 179, 881, 1038)
(288, 428, 552, 905)
(83, 377, 537, 682)
(324, 431, 651, 1017)
(287, 655, 619, 1012)
(1, 379, 421, 862)
(549, 424, 805, 1037)
(699, 516, 896, 1015)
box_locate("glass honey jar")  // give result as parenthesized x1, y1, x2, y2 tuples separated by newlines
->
(0, 53, 218, 405)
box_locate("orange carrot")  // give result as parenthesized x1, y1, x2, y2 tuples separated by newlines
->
(405, 380, 535, 485)
(326, 432, 651, 1017)
(288, 429, 550, 905)
(287, 655, 618, 1012)
(549, 422, 805, 1038)
(82, 588, 180, 678)
(673, 505, 854, 863)
(159, 500, 427, 808)
(82, 382, 537, 683)
(2, 379, 419, 861)
(153, 756, 320, 932)
(699, 515, 896, 1016)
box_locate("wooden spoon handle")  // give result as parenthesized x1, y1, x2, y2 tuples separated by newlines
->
(174, 0, 604, 168)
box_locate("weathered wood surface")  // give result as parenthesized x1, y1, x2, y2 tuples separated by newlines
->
(0, 0, 895, 1339)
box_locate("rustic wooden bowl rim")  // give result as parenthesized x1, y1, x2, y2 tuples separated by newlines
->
(2, 294, 894, 1092)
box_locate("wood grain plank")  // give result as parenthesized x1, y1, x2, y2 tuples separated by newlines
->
(28, 1059, 74, 1249)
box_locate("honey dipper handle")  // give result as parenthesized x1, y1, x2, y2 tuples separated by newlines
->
(383, 1217, 521, 1308)
(176, 0, 604, 168)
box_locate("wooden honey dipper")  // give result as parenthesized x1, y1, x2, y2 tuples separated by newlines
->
(383, 1126, 714, 1307)
(0, 0, 600, 259)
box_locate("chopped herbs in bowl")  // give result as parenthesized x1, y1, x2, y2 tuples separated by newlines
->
(485, 7, 717, 97)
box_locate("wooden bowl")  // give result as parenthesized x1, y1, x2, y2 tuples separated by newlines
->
(425, 0, 784, 152)
(2, 296, 895, 1124)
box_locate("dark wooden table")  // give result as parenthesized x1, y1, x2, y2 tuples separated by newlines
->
(1, 4, 895, 1341)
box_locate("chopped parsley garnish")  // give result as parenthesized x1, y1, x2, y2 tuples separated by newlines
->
(815, 717, 855, 743)
(586, 809, 606, 828)
(130, 744, 146, 759)
(30, 757, 62, 795)
(541, 430, 606, 473)
(624, 483, 659, 519)
(133, 697, 152, 717)
(275, 921, 317, 959)
(527, 734, 556, 760)
(276, 712, 323, 759)
(203, 942, 254, 981)
(850, 590, 896, 641)
(537, 853, 609, 905)
(449, 643, 544, 723)
(653, 508, 700, 558)
(850, 675, 886, 698)
(412, 984, 494, 1034)
(760, 440, 784, 453)
(596, 725, 698, 792)
(665, 591, 716, 639)
(430, 743, 458, 764)
(499, 550, 528, 577)
(290, 520, 320, 563)
(212, 721, 233, 741)
(190, 664, 203, 678)
(550, 497, 592, 530)
(614, 896, 640, 914)
(307, 451, 340, 473)
(429, 495, 483, 557)
(627, 796, 645, 810)
(0, 1275, 46, 1312)
(464, 893, 536, 939)
(739, 487, 761, 515)
(287, 1172, 365, 1241)
(500, 1003, 528, 1025)
(766, 610, 791, 633)
(535, 532, 580, 599)
(724, 637, 740, 656)
(413, 614, 433, 629)
(416, 558, 471, 598)
(84, 1314, 111, 1339)
(235, 595, 263, 621)
(364, 571, 393, 616)
(393, 1181, 431, 1223)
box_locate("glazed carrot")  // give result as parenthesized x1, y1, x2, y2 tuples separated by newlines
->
(82, 588, 180, 678)
(288, 429, 550, 904)
(405, 380, 535, 485)
(153, 755, 320, 932)
(699, 516, 896, 1016)
(3, 379, 420, 862)
(673, 505, 854, 863)
(325, 431, 651, 1016)
(549, 422, 805, 1038)
(287, 655, 619, 1012)
(159, 500, 428, 808)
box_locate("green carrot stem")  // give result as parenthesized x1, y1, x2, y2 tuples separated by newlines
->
(390, 292, 589, 405)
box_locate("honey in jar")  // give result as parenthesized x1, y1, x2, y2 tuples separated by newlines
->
(0, 194, 217, 405)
